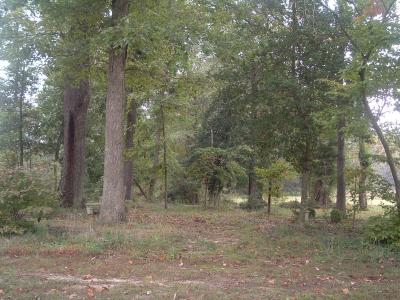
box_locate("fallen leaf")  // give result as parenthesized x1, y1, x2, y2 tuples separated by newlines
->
(86, 286, 95, 298)
(128, 260, 133, 265)
(342, 288, 350, 295)
(82, 274, 93, 280)
(268, 279, 275, 284)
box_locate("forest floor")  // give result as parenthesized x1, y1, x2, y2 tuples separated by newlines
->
(0, 201, 400, 299)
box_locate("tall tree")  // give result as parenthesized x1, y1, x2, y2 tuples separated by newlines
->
(0, 1, 38, 167)
(124, 97, 137, 200)
(100, 0, 129, 223)
(322, 0, 400, 214)
(36, 0, 105, 208)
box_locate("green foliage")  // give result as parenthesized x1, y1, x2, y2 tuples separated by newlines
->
(0, 167, 57, 235)
(188, 147, 244, 187)
(308, 208, 316, 219)
(256, 160, 296, 198)
(366, 216, 400, 248)
(330, 209, 342, 224)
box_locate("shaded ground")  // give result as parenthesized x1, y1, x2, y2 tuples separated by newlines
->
(0, 202, 399, 299)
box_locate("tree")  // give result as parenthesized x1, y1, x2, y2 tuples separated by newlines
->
(256, 160, 296, 215)
(321, 0, 400, 215)
(36, 0, 105, 208)
(123, 96, 137, 201)
(0, 1, 38, 167)
(100, 0, 129, 223)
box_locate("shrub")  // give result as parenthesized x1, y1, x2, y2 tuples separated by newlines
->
(279, 200, 301, 209)
(308, 208, 316, 219)
(330, 209, 342, 223)
(0, 167, 57, 235)
(365, 216, 400, 246)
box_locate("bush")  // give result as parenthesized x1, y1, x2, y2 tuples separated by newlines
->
(365, 216, 400, 246)
(330, 209, 342, 223)
(308, 208, 316, 219)
(279, 200, 301, 209)
(0, 167, 58, 235)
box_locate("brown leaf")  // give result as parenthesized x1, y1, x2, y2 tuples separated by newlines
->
(86, 286, 95, 298)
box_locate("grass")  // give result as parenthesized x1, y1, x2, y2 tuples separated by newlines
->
(0, 200, 399, 299)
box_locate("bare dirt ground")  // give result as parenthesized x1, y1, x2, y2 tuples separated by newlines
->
(1, 202, 399, 299)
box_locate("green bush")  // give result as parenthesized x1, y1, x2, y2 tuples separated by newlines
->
(330, 209, 342, 223)
(0, 167, 57, 235)
(308, 208, 316, 219)
(365, 216, 400, 246)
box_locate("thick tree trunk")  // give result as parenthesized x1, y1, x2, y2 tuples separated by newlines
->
(360, 66, 400, 215)
(336, 115, 346, 213)
(61, 79, 90, 208)
(100, 0, 129, 223)
(248, 164, 262, 209)
(358, 138, 368, 210)
(123, 99, 137, 201)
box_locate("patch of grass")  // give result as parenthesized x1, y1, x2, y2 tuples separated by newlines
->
(1, 201, 400, 299)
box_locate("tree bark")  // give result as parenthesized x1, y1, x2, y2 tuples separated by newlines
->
(18, 92, 23, 167)
(161, 104, 168, 209)
(248, 160, 262, 209)
(123, 99, 137, 201)
(61, 78, 90, 208)
(100, 0, 129, 223)
(336, 115, 346, 213)
(54, 125, 63, 192)
(267, 180, 272, 215)
(148, 124, 161, 202)
(358, 138, 368, 210)
(360, 66, 400, 215)
(300, 139, 311, 212)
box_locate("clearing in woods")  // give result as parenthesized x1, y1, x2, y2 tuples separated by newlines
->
(0, 202, 399, 299)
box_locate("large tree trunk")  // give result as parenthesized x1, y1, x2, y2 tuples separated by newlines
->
(358, 138, 368, 210)
(360, 66, 400, 215)
(336, 115, 346, 213)
(60, 78, 90, 208)
(248, 159, 262, 209)
(100, 0, 129, 223)
(123, 99, 137, 201)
